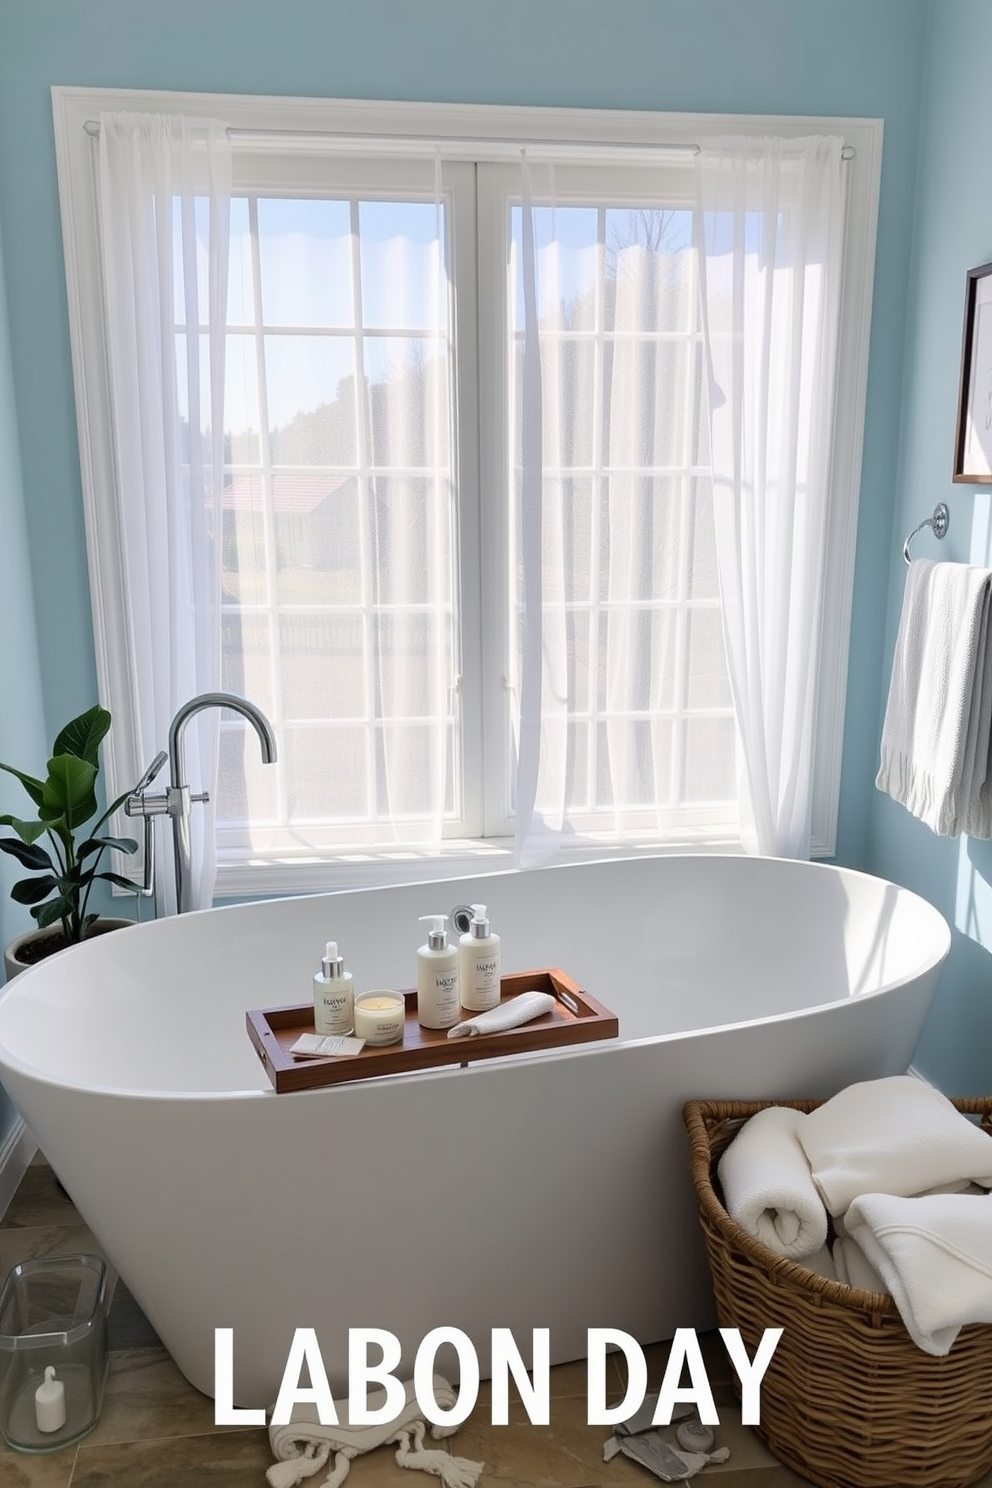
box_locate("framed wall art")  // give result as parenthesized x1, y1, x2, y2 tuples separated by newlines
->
(953, 260, 992, 482)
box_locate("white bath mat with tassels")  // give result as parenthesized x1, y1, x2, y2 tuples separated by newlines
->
(266, 1375, 484, 1488)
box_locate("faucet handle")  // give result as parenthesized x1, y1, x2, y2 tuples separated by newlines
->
(132, 750, 169, 794)
(123, 751, 170, 900)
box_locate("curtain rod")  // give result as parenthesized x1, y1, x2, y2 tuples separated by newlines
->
(82, 120, 856, 160)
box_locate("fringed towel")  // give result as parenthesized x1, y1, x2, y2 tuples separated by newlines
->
(716, 1105, 828, 1259)
(876, 557, 992, 836)
(798, 1075, 992, 1217)
(845, 1191, 992, 1355)
(267, 1376, 484, 1488)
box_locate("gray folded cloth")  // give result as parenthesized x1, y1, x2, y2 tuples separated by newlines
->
(605, 1431, 730, 1481)
(615, 1434, 695, 1480)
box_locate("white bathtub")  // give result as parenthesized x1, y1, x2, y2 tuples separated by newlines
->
(0, 855, 950, 1407)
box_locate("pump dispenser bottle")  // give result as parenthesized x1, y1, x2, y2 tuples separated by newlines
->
(417, 915, 460, 1029)
(458, 903, 501, 1012)
(313, 941, 355, 1035)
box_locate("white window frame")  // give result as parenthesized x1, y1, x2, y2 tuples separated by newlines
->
(52, 86, 882, 895)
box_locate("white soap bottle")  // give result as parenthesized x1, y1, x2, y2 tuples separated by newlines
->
(313, 941, 355, 1036)
(458, 902, 501, 1012)
(417, 915, 460, 1030)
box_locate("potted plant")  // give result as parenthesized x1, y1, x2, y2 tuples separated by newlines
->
(1, 705, 139, 978)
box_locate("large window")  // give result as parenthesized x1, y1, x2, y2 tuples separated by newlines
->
(212, 160, 463, 859)
(53, 93, 881, 895)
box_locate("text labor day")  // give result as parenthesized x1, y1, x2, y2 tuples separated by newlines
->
(215, 1326, 783, 1427)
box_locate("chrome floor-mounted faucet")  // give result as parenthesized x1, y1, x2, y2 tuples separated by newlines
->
(126, 692, 277, 914)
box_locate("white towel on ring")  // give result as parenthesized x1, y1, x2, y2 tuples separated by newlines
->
(716, 1105, 828, 1260)
(844, 1192, 992, 1355)
(798, 1076, 992, 1217)
(875, 558, 992, 836)
(267, 1375, 484, 1488)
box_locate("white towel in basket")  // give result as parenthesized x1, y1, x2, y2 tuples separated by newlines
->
(845, 1192, 992, 1355)
(832, 1236, 887, 1295)
(799, 1076, 992, 1217)
(876, 557, 992, 836)
(717, 1105, 828, 1260)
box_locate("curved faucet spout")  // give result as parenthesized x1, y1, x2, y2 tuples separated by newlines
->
(168, 692, 277, 913)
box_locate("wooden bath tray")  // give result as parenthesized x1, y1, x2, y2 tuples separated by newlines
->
(246, 968, 618, 1093)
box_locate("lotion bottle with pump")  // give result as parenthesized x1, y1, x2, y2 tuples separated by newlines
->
(458, 902, 501, 1012)
(417, 915, 460, 1029)
(313, 941, 355, 1035)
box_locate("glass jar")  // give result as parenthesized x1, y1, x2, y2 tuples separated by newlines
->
(0, 1253, 109, 1453)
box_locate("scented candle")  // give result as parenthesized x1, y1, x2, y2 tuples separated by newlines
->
(352, 991, 405, 1046)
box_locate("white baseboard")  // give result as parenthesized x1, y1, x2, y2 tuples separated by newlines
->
(0, 1117, 37, 1220)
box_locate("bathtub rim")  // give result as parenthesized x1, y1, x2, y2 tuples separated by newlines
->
(0, 853, 952, 1102)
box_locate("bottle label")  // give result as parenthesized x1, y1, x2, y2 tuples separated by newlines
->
(420, 967, 460, 1027)
(316, 987, 354, 1035)
(463, 954, 501, 1010)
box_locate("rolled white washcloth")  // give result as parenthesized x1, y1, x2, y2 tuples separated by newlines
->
(717, 1105, 828, 1260)
(447, 991, 555, 1039)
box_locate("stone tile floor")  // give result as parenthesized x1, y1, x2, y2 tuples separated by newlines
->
(1, 1157, 990, 1486)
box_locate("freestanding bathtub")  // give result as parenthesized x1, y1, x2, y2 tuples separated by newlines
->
(0, 855, 950, 1407)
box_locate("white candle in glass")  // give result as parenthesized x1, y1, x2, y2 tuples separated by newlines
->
(35, 1366, 66, 1433)
(353, 992, 405, 1046)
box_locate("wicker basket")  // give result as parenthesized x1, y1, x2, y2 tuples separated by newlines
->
(683, 1097, 992, 1488)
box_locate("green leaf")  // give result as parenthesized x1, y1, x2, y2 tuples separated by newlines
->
(93, 871, 139, 893)
(0, 816, 48, 844)
(81, 914, 101, 938)
(0, 838, 54, 871)
(0, 763, 45, 809)
(42, 755, 98, 831)
(53, 706, 111, 767)
(78, 834, 139, 860)
(33, 897, 72, 930)
(11, 875, 59, 905)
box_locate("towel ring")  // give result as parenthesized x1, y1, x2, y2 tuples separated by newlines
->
(903, 503, 949, 565)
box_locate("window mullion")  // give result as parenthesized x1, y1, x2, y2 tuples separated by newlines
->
(246, 194, 289, 829)
(348, 196, 379, 826)
(671, 312, 696, 811)
(589, 204, 607, 817)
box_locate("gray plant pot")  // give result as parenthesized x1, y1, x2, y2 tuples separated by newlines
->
(3, 918, 134, 984)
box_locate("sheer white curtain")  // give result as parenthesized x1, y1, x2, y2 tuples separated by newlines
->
(97, 112, 231, 912)
(511, 156, 717, 866)
(695, 136, 845, 858)
(513, 155, 568, 867)
(218, 153, 455, 853)
(362, 152, 453, 851)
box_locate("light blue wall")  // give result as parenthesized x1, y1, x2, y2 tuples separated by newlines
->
(868, 0, 992, 1094)
(0, 208, 48, 1145)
